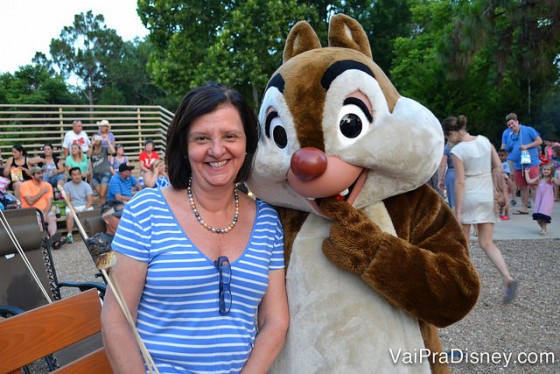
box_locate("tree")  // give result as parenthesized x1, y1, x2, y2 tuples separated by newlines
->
(138, 0, 320, 107)
(0, 64, 78, 105)
(49, 11, 123, 106)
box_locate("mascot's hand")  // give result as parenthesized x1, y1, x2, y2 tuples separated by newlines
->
(320, 197, 382, 274)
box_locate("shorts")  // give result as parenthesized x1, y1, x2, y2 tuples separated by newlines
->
(515, 165, 539, 187)
(91, 172, 111, 187)
(66, 205, 94, 216)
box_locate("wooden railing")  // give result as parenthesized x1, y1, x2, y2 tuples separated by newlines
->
(0, 104, 173, 164)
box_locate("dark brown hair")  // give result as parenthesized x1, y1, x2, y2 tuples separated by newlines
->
(166, 83, 259, 189)
(441, 115, 467, 136)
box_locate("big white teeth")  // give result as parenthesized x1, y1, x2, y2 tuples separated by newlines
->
(209, 160, 227, 168)
(339, 188, 349, 196)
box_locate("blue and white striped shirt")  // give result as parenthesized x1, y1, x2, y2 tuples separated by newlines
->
(112, 188, 284, 373)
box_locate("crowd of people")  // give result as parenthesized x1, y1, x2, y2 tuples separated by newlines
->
(0, 118, 167, 249)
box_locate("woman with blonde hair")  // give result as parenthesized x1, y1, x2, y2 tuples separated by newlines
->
(142, 159, 169, 189)
(442, 115, 518, 304)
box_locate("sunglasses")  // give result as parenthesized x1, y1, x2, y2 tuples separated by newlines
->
(215, 256, 232, 315)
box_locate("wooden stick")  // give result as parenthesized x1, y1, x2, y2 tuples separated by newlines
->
(60, 189, 159, 373)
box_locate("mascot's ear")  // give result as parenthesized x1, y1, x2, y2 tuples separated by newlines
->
(328, 14, 372, 59)
(283, 21, 321, 63)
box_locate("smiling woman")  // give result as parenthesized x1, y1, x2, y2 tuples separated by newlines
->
(101, 82, 289, 373)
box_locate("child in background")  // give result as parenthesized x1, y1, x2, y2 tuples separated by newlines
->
(498, 149, 512, 220)
(524, 163, 560, 236)
(551, 145, 560, 201)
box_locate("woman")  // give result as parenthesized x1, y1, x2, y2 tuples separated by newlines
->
(88, 134, 115, 205)
(2, 143, 35, 198)
(97, 119, 116, 149)
(101, 83, 289, 373)
(442, 115, 518, 304)
(438, 142, 456, 208)
(142, 159, 169, 189)
(36, 143, 65, 188)
(110, 144, 129, 175)
(138, 138, 160, 173)
(65, 143, 90, 178)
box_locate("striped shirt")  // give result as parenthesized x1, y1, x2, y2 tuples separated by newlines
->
(112, 188, 284, 373)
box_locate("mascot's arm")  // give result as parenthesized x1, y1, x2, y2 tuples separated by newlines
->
(321, 185, 480, 327)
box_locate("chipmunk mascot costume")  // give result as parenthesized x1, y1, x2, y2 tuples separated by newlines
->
(246, 14, 480, 373)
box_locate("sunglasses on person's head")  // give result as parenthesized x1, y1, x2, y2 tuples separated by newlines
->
(102, 206, 124, 218)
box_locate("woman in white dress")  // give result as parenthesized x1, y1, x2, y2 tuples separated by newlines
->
(442, 115, 518, 304)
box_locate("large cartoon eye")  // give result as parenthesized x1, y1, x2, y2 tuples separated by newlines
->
(265, 111, 288, 149)
(337, 97, 372, 140)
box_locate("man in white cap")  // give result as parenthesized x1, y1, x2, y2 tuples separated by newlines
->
(19, 165, 65, 248)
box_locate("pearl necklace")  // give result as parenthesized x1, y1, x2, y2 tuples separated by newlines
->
(187, 178, 239, 234)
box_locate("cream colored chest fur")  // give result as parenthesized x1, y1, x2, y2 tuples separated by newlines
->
(271, 203, 430, 373)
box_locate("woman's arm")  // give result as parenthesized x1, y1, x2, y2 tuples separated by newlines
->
(2, 157, 13, 177)
(101, 253, 148, 372)
(241, 268, 289, 373)
(452, 154, 465, 222)
(437, 154, 447, 192)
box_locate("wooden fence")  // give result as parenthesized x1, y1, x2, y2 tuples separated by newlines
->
(0, 104, 174, 167)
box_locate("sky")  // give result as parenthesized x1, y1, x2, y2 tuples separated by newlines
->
(0, 0, 149, 74)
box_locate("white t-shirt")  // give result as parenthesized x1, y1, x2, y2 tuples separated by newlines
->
(63, 130, 91, 153)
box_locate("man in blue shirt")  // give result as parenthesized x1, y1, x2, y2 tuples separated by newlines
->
(107, 164, 142, 202)
(502, 113, 542, 214)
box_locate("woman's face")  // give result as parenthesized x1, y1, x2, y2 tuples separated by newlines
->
(116, 146, 124, 155)
(71, 144, 81, 155)
(145, 143, 154, 152)
(43, 146, 53, 155)
(187, 105, 246, 189)
(12, 148, 22, 158)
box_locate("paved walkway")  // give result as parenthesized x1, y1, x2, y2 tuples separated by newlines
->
(489, 199, 560, 240)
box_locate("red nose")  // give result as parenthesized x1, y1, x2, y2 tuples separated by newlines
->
(290, 147, 328, 181)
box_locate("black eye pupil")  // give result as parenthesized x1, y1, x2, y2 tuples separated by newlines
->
(340, 114, 362, 138)
(273, 126, 288, 148)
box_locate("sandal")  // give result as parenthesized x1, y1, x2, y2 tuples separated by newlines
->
(513, 210, 529, 215)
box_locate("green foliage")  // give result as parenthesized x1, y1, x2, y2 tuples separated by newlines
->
(49, 11, 124, 105)
(138, 0, 320, 107)
(0, 64, 79, 104)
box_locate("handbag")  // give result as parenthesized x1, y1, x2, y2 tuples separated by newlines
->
(520, 150, 531, 164)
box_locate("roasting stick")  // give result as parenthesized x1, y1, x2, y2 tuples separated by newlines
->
(60, 190, 159, 374)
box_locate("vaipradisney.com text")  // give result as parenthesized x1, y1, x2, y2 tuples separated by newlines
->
(389, 348, 555, 368)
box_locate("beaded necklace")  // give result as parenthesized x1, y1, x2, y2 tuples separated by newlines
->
(187, 178, 239, 234)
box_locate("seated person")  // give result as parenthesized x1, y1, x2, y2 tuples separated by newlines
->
(20, 166, 65, 249)
(107, 164, 142, 203)
(142, 159, 169, 189)
(100, 200, 125, 236)
(138, 138, 160, 173)
(63, 167, 94, 243)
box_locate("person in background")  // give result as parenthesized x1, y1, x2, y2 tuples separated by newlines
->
(63, 167, 94, 244)
(88, 134, 115, 206)
(551, 145, 560, 201)
(138, 138, 160, 173)
(497, 149, 512, 220)
(65, 143, 90, 179)
(107, 164, 142, 203)
(524, 163, 560, 236)
(443, 115, 518, 304)
(96, 120, 116, 149)
(142, 159, 169, 189)
(101, 83, 289, 373)
(63, 120, 90, 157)
(500, 125, 517, 207)
(502, 113, 542, 215)
(2, 143, 36, 198)
(20, 166, 65, 249)
(99, 200, 125, 236)
(438, 141, 456, 208)
(35, 143, 65, 188)
(110, 144, 129, 175)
